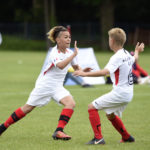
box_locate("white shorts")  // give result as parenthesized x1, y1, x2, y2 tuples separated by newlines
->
(26, 87, 71, 107)
(92, 90, 133, 117)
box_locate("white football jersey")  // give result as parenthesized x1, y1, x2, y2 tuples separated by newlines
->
(105, 49, 135, 93)
(35, 46, 77, 89)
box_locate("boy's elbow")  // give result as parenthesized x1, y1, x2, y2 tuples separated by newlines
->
(56, 64, 64, 70)
(58, 66, 64, 70)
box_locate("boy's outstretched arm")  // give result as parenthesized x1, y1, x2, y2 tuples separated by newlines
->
(56, 41, 78, 70)
(134, 42, 144, 62)
(73, 68, 109, 77)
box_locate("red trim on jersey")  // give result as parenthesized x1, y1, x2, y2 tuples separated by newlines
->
(44, 63, 54, 75)
(115, 68, 119, 85)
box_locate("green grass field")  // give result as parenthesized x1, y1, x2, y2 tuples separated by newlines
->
(0, 50, 150, 150)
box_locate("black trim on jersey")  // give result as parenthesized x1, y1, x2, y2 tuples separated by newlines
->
(123, 49, 132, 56)
(123, 49, 127, 54)
(11, 112, 19, 122)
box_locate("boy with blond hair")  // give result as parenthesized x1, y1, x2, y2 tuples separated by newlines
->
(74, 27, 144, 145)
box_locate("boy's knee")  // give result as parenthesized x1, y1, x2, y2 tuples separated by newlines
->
(61, 96, 76, 109)
(65, 100, 76, 109)
(106, 113, 115, 120)
(88, 103, 96, 110)
(21, 104, 35, 114)
(71, 101, 76, 109)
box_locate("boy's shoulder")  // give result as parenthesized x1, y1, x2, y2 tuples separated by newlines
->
(110, 49, 125, 62)
(115, 49, 130, 57)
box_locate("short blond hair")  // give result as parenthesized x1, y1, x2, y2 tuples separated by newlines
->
(47, 26, 68, 43)
(108, 28, 126, 46)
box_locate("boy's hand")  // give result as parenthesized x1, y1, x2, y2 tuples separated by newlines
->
(135, 42, 144, 52)
(83, 67, 93, 72)
(73, 70, 86, 77)
(74, 41, 78, 56)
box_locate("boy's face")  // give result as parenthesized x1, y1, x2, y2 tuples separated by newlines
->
(109, 37, 113, 50)
(56, 31, 71, 49)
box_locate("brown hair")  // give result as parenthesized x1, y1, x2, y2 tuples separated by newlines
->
(47, 26, 68, 43)
(108, 28, 126, 46)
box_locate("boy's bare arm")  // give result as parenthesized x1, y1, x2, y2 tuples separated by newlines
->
(73, 68, 109, 77)
(134, 42, 144, 62)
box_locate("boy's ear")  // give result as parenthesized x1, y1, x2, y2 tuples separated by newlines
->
(111, 38, 114, 43)
(56, 37, 60, 44)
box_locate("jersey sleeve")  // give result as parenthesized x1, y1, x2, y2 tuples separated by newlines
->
(105, 54, 122, 74)
(50, 52, 61, 67)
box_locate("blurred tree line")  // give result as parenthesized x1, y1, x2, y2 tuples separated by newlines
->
(0, 0, 150, 49)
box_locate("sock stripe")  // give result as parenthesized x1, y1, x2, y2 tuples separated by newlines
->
(11, 112, 19, 122)
(0, 124, 7, 134)
(59, 115, 70, 123)
(55, 127, 63, 132)
(56, 109, 74, 131)
(96, 124, 101, 131)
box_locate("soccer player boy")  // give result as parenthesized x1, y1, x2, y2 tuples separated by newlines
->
(0, 26, 90, 140)
(74, 28, 144, 144)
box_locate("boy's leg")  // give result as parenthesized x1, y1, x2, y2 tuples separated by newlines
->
(88, 109, 103, 139)
(107, 113, 134, 142)
(86, 104, 105, 145)
(136, 63, 148, 76)
(52, 96, 75, 140)
(55, 108, 74, 132)
(0, 104, 35, 135)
